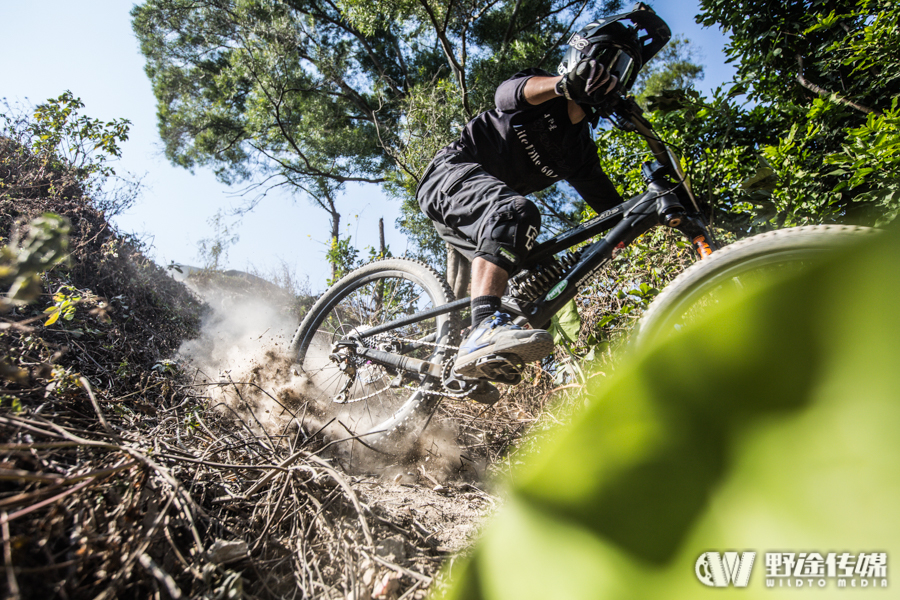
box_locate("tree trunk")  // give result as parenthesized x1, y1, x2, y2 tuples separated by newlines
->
(374, 218, 386, 316)
(329, 205, 340, 283)
(446, 244, 470, 301)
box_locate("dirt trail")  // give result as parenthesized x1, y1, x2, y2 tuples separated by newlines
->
(177, 276, 504, 596)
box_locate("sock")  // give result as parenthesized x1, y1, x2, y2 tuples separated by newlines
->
(471, 295, 502, 327)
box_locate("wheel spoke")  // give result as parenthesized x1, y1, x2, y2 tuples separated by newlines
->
(290, 260, 460, 451)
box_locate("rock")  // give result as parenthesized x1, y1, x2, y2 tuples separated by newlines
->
(207, 539, 249, 565)
(375, 535, 406, 562)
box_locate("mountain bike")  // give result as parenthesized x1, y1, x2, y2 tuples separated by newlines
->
(289, 95, 874, 453)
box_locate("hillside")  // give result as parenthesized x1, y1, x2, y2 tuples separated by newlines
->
(0, 134, 536, 599)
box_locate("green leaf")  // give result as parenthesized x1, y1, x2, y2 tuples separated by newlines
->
(44, 309, 60, 326)
(741, 166, 777, 191)
(439, 218, 900, 600)
(645, 89, 691, 114)
(597, 314, 616, 328)
(726, 81, 748, 98)
(549, 300, 581, 345)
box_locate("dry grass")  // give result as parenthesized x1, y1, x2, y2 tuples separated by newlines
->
(0, 373, 466, 599)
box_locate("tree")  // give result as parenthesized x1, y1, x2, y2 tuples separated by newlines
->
(1, 92, 140, 218)
(698, 0, 895, 115)
(197, 209, 240, 271)
(595, 1, 900, 234)
(694, 0, 900, 226)
(131, 0, 627, 277)
(632, 34, 704, 107)
(132, 0, 389, 254)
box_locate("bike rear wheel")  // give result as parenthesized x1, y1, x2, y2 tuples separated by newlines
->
(636, 225, 877, 347)
(290, 258, 458, 453)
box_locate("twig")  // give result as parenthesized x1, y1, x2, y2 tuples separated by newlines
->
(0, 441, 114, 451)
(138, 553, 183, 599)
(223, 379, 298, 420)
(0, 460, 137, 486)
(243, 449, 307, 497)
(305, 453, 374, 547)
(320, 420, 391, 455)
(5, 477, 95, 522)
(224, 374, 277, 451)
(795, 53, 879, 115)
(157, 453, 290, 473)
(397, 579, 424, 600)
(1, 512, 21, 600)
(366, 552, 433, 584)
(11, 559, 77, 574)
(251, 472, 290, 553)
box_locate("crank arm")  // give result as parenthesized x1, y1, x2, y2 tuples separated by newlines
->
(354, 347, 444, 379)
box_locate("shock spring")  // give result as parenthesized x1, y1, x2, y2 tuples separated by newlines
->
(510, 248, 583, 301)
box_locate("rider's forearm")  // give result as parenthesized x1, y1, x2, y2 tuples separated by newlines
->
(523, 76, 564, 106)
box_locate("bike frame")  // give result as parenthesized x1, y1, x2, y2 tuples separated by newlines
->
(503, 191, 712, 330)
(348, 97, 720, 376)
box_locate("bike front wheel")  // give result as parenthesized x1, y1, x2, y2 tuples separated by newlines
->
(636, 225, 877, 347)
(290, 258, 458, 453)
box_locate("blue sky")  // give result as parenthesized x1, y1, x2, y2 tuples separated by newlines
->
(1, 1, 735, 293)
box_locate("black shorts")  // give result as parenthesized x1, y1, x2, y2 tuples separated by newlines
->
(416, 151, 541, 273)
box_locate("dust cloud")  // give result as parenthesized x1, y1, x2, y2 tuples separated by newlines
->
(175, 277, 476, 483)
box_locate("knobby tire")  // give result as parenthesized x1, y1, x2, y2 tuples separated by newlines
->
(636, 225, 877, 347)
(290, 258, 459, 454)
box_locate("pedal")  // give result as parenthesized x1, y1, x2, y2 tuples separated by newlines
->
(442, 368, 501, 404)
(467, 380, 501, 405)
(474, 353, 523, 385)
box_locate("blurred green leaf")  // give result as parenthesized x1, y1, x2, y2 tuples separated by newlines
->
(1, 213, 70, 311)
(438, 224, 900, 599)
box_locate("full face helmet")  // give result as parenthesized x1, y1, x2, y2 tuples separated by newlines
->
(558, 3, 671, 97)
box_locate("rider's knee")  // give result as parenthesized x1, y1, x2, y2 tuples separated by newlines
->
(474, 198, 541, 272)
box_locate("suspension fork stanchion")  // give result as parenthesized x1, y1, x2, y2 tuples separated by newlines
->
(677, 215, 720, 259)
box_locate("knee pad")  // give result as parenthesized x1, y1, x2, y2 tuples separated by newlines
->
(475, 198, 541, 272)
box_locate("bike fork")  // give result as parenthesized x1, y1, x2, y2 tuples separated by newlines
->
(676, 215, 720, 259)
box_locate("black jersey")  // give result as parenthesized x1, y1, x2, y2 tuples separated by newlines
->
(445, 68, 622, 213)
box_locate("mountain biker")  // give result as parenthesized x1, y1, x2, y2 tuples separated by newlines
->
(416, 20, 639, 383)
